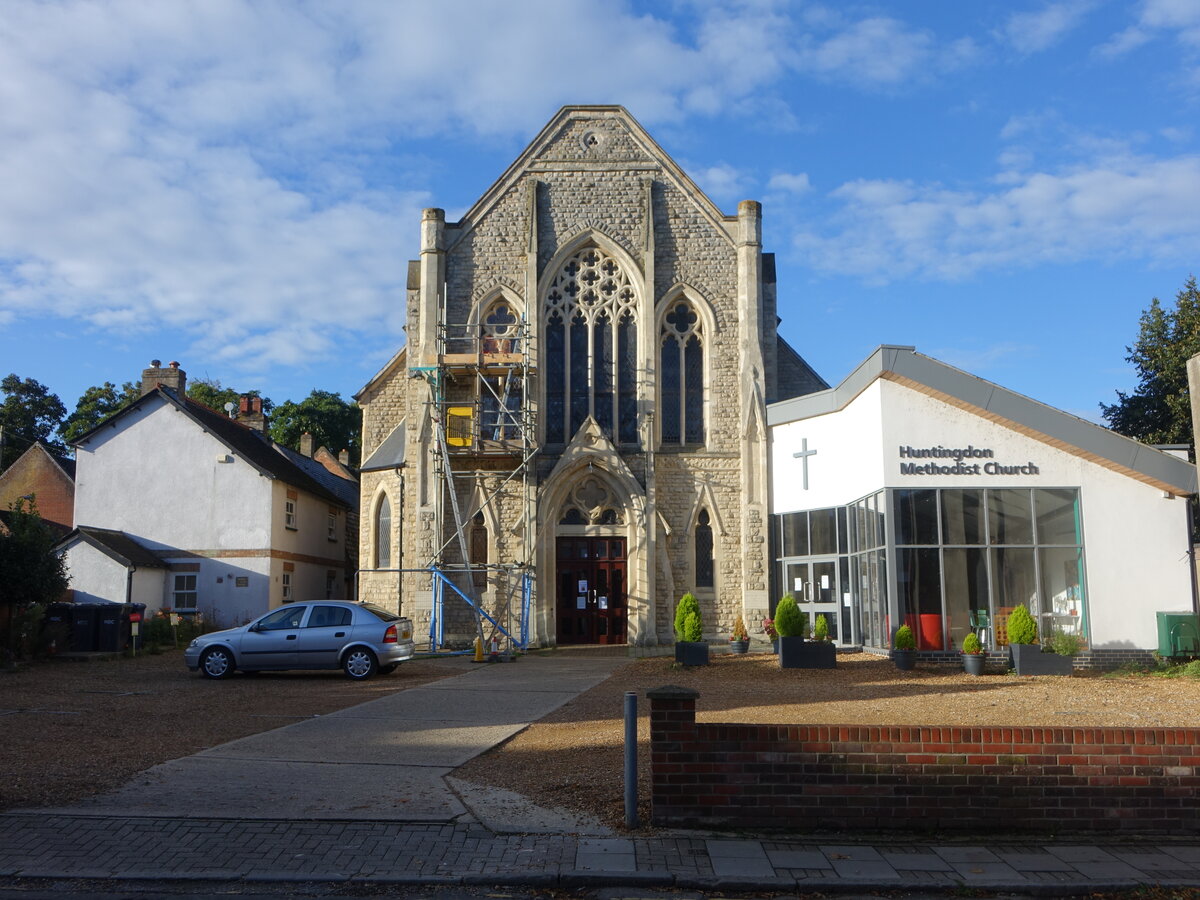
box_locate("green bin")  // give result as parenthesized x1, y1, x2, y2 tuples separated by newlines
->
(1156, 611, 1200, 657)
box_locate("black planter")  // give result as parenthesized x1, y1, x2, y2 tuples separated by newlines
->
(675, 641, 709, 667)
(729, 639, 749, 655)
(892, 649, 916, 671)
(778, 636, 837, 669)
(1010, 643, 1074, 676)
(962, 652, 986, 676)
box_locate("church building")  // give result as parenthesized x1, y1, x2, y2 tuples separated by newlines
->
(356, 105, 825, 647)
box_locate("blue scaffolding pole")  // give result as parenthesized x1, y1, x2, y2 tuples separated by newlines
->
(427, 567, 531, 653)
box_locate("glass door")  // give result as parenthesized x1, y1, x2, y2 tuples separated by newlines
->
(784, 558, 844, 644)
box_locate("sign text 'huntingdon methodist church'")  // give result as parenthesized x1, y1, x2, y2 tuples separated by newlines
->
(898, 445, 1040, 476)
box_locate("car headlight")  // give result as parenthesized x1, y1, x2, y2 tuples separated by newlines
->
(188, 639, 201, 649)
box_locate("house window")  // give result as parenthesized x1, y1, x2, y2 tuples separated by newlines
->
(695, 509, 714, 588)
(375, 495, 392, 568)
(327, 508, 338, 542)
(173, 574, 198, 610)
(285, 498, 297, 530)
(282, 571, 293, 603)
(660, 299, 704, 446)
(545, 246, 638, 446)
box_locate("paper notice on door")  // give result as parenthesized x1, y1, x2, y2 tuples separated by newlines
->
(793, 577, 803, 590)
(599, 597, 608, 609)
(843, 592, 852, 607)
(578, 580, 588, 593)
(577, 597, 587, 609)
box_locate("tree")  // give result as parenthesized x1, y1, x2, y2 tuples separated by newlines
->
(1101, 276, 1200, 446)
(269, 390, 361, 465)
(0, 374, 67, 471)
(0, 497, 69, 658)
(58, 381, 141, 444)
(187, 378, 273, 416)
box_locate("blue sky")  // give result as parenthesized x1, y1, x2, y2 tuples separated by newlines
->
(2, 0, 1199, 427)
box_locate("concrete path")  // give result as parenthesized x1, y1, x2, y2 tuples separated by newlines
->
(34, 654, 627, 826)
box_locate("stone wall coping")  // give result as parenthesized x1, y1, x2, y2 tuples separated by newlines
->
(646, 685, 699, 701)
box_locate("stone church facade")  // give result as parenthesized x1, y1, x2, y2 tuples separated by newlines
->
(356, 106, 824, 647)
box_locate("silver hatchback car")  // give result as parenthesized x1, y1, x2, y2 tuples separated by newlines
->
(184, 601, 416, 680)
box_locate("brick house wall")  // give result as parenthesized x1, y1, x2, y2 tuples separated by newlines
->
(0, 443, 74, 531)
(647, 686, 1200, 833)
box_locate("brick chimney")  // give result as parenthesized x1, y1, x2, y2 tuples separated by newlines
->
(338, 449, 349, 465)
(140, 359, 187, 397)
(236, 396, 267, 433)
(299, 432, 314, 457)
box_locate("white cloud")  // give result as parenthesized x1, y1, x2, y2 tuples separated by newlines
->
(795, 15, 976, 86)
(690, 163, 752, 204)
(1003, 2, 1093, 55)
(1099, 0, 1200, 58)
(768, 173, 812, 194)
(793, 153, 1200, 283)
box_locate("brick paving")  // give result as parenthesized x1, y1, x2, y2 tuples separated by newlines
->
(3, 812, 1200, 890)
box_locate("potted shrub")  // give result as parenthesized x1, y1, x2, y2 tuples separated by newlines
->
(775, 595, 835, 669)
(761, 617, 777, 652)
(892, 624, 917, 671)
(1007, 605, 1073, 676)
(729, 614, 750, 654)
(961, 632, 986, 676)
(673, 592, 708, 666)
(813, 613, 830, 643)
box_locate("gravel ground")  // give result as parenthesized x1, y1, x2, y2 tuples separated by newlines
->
(0, 650, 465, 810)
(456, 649, 1200, 832)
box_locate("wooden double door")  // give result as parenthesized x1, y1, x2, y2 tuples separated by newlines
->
(556, 536, 627, 645)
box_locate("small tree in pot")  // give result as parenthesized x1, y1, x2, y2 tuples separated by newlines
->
(961, 632, 986, 676)
(673, 592, 708, 666)
(1007, 605, 1073, 675)
(775, 595, 835, 668)
(892, 624, 917, 671)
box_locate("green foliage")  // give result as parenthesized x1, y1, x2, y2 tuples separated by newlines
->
(268, 389, 361, 466)
(773, 593, 807, 638)
(1006, 605, 1038, 645)
(730, 614, 748, 642)
(1101, 276, 1200, 446)
(962, 632, 983, 654)
(893, 624, 916, 650)
(187, 379, 273, 416)
(58, 381, 140, 443)
(813, 613, 830, 642)
(0, 498, 69, 657)
(674, 592, 702, 642)
(0, 374, 67, 469)
(1047, 630, 1084, 657)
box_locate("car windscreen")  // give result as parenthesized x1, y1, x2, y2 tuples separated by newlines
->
(359, 603, 401, 623)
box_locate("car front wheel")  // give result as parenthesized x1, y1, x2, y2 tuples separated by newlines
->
(343, 648, 377, 680)
(199, 647, 235, 680)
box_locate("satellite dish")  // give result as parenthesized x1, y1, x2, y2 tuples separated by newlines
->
(223, 401, 237, 418)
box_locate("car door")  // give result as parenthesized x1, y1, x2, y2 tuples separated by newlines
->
(239, 605, 307, 670)
(294, 604, 353, 669)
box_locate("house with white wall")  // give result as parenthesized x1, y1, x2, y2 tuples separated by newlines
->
(57, 361, 358, 627)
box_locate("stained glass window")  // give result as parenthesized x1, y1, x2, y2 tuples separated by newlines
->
(544, 246, 639, 445)
(375, 495, 392, 569)
(695, 509, 714, 588)
(659, 299, 704, 446)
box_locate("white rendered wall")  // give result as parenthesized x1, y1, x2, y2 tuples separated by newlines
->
(770, 380, 886, 513)
(61, 541, 127, 604)
(130, 569, 166, 612)
(74, 397, 273, 551)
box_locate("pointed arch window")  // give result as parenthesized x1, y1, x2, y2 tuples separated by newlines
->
(695, 509, 714, 588)
(470, 511, 488, 590)
(375, 495, 392, 569)
(545, 247, 638, 446)
(661, 299, 704, 446)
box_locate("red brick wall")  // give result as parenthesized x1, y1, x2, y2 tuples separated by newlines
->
(0, 446, 74, 530)
(647, 686, 1200, 833)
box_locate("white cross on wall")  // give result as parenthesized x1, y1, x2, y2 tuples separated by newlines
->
(793, 438, 817, 490)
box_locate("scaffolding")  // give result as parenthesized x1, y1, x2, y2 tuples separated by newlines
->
(411, 312, 537, 653)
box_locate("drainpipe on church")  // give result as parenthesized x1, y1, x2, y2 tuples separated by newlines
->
(1184, 353, 1200, 617)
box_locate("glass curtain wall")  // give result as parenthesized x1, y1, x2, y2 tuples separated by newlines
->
(892, 487, 1087, 651)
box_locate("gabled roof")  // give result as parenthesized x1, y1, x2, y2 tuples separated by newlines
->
(273, 442, 359, 507)
(355, 344, 408, 402)
(767, 345, 1198, 496)
(0, 441, 76, 483)
(448, 106, 736, 250)
(360, 420, 406, 472)
(59, 526, 166, 569)
(73, 388, 352, 507)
